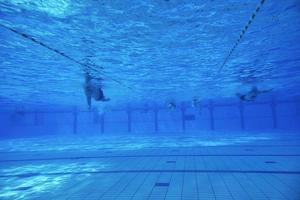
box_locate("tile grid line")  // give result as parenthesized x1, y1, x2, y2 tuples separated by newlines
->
(129, 148, 162, 200)
(121, 149, 163, 199)
(201, 156, 217, 200)
(231, 156, 268, 200)
(192, 154, 200, 200)
(219, 155, 253, 200)
(90, 156, 145, 199)
(242, 156, 289, 200)
(146, 148, 173, 200)
(239, 157, 272, 200)
(163, 155, 178, 200)
(213, 156, 235, 200)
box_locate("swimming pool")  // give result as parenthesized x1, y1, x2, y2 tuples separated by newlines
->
(0, 0, 300, 199)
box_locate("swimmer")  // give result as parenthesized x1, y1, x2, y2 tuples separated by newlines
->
(236, 86, 273, 101)
(167, 101, 176, 110)
(84, 73, 110, 110)
(192, 97, 201, 107)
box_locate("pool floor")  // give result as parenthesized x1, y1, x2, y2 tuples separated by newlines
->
(0, 134, 300, 199)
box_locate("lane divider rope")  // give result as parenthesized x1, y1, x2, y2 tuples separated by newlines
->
(0, 23, 133, 90)
(218, 0, 266, 73)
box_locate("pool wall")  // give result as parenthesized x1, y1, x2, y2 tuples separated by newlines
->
(0, 95, 299, 138)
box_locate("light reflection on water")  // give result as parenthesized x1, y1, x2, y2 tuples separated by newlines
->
(0, 1, 299, 105)
(0, 162, 108, 200)
(0, 134, 272, 152)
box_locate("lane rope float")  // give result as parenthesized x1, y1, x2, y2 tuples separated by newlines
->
(218, 0, 266, 73)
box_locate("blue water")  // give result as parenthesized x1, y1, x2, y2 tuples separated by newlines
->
(0, 0, 300, 199)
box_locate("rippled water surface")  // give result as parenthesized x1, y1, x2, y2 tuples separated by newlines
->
(0, 0, 300, 106)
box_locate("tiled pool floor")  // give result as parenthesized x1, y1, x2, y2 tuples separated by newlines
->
(0, 134, 300, 200)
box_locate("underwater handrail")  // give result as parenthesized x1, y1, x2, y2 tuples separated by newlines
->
(0, 23, 134, 90)
(218, 0, 266, 73)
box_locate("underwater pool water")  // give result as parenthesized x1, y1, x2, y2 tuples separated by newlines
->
(0, 0, 300, 199)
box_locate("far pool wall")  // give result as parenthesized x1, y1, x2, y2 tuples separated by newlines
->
(0, 95, 299, 138)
